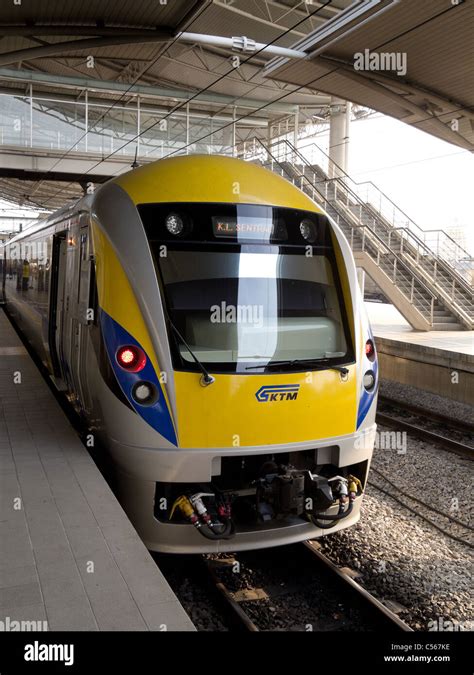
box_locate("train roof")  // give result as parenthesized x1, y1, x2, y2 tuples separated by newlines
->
(111, 154, 322, 213)
(1, 194, 93, 245)
(1, 155, 323, 247)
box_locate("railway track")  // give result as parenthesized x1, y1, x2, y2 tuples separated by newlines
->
(368, 468, 473, 549)
(203, 543, 412, 632)
(376, 396, 474, 459)
(378, 397, 474, 434)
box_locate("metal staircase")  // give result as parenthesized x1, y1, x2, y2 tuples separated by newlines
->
(238, 138, 473, 331)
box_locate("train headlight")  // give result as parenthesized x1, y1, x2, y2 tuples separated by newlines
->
(365, 339, 375, 361)
(299, 218, 317, 243)
(116, 345, 146, 372)
(165, 212, 185, 236)
(132, 381, 158, 405)
(363, 370, 376, 391)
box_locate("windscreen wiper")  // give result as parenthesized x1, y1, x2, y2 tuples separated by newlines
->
(246, 359, 349, 375)
(168, 321, 216, 386)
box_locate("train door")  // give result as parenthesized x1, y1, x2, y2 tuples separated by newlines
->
(49, 222, 80, 396)
(1, 245, 5, 303)
(73, 219, 94, 413)
(48, 218, 93, 412)
(61, 220, 83, 403)
(48, 231, 67, 379)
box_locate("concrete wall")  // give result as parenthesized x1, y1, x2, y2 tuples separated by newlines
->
(376, 337, 474, 406)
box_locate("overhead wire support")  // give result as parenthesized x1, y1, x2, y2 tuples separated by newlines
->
(38, 1, 334, 208)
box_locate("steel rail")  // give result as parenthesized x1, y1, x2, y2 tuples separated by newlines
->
(302, 541, 412, 631)
(378, 396, 474, 434)
(376, 412, 473, 459)
(203, 544, 412, 632)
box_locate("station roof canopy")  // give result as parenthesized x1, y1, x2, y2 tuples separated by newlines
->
(265, 0, 474, 151)
(0, 0, 350, 209)
(0, 0, 472, 210)
(0, 0, 344, 115)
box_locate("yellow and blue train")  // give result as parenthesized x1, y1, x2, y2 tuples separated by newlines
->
(1, 155, 378, 552)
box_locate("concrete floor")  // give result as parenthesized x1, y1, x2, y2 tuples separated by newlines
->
(366, 302, 474, 356)
(0, 310, 194, 632)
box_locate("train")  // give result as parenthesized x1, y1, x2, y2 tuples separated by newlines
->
(0, 155, 378, 553)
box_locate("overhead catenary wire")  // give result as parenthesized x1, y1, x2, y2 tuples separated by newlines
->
(349, 150, 471, 176)
(370, 466, 473, 531)
(39, 0, 334, 208)
(27, 0, 212, 198)
(103, 0, 470, 167)
(368, 480, 474, 550)
(26, 0, 467, 210)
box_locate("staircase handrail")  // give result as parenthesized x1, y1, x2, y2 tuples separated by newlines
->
(260, 137, 473, 265)
(262, 137, 473, 289)
(244, 139, 472, 327)
(252, 138, 437, 307)
(366, 218, 473, 297)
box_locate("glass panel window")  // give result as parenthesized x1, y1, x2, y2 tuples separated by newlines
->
(139, 203, 354, 373)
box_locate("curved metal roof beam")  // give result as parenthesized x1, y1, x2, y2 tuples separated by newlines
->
(0, 26, 174, 37)
(0, 34, 174, 67)
(0, 68, 304, 113)
(0, 31, 308, 68)
(319, 54, 474, 122)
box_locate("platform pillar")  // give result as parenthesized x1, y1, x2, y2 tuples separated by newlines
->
(328, 97, 350, 177)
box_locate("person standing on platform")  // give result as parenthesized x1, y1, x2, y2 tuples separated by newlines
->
(22, 259, 30, 291)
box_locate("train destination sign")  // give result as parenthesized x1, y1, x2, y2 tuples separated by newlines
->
(212, 216, 285, 240)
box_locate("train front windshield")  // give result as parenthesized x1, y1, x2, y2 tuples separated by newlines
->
(138, 203, 354, 373)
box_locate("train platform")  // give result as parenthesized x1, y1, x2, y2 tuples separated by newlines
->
(0, 309, 194, 631)
(365, 302, 473, 405)
(366, 302, 474, 356)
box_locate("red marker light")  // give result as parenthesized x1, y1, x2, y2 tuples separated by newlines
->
(116, 345, 147, 372)
(365, 340, 375, 359)
(120, 349, 135, 364)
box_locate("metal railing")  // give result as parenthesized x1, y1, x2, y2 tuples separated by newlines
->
(246, 138, 438, 327)
(238, 137, 472, 328)
(337, 197, 473, 303)
(0, 90, 235, 159)
(348, 224, 436, 325)
(238, 137, 473, 284)
(279, 139, 472, 284)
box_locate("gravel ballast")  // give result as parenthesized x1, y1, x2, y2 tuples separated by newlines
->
(380, 379, 473, 426)
(319, 433, 473, 631)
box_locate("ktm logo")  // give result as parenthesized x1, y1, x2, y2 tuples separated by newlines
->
(255, 385, 300, 402)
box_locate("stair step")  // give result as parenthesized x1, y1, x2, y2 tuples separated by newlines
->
(431, 323, 464, 330)
(267, 158, 470, 331)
